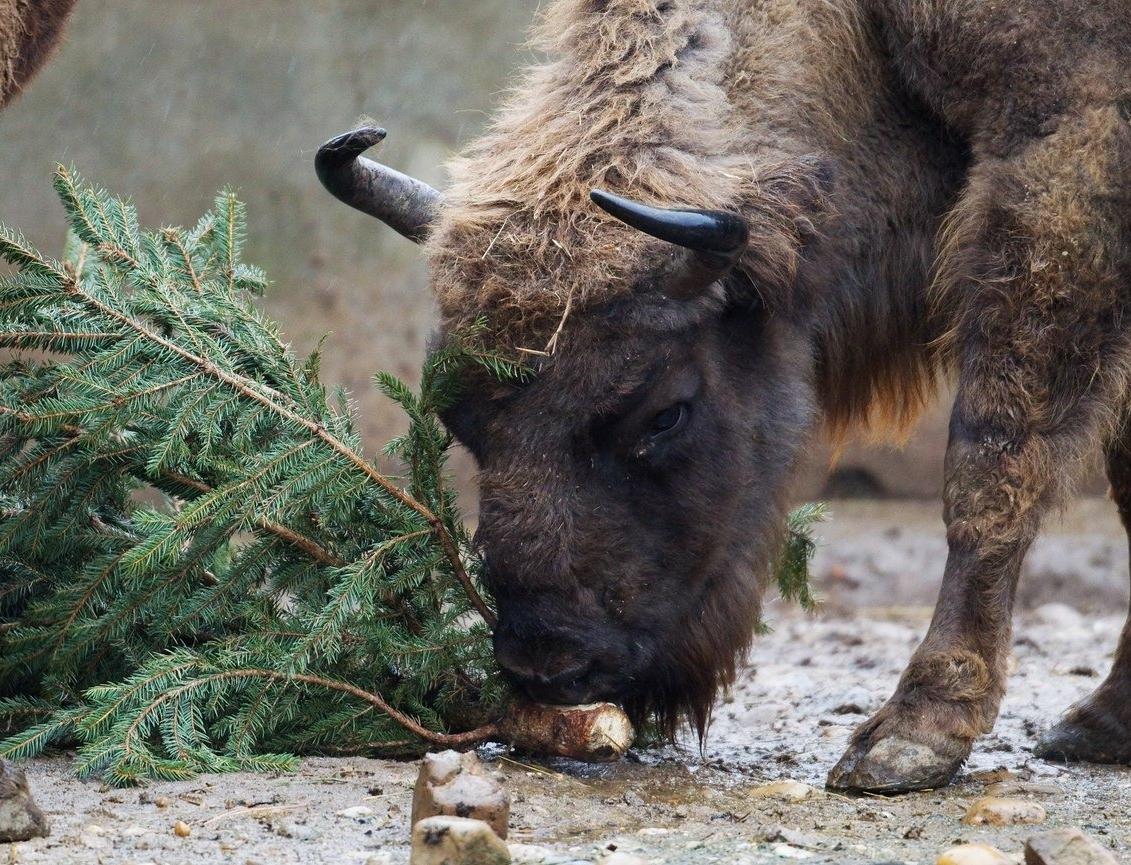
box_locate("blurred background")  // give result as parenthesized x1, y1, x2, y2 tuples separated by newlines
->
(0, 0, 1103, 508)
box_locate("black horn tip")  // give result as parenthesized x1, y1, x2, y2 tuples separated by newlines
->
(589, 188, 748, 255)
(317, 127, 388, 166)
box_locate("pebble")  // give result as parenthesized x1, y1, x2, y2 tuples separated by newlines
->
(1025, 762, 1062, 778)
(985, 781, 1065, 799)
(962, 796, 1047, 826)
(274, 820, 315, 840)
(79, 831, 110, 850)
(411, 816, 511, 865)
(598, 853, 650, 865)
(936, 843, 1013, 865)
(172, 820, 191, 837)
(509, 843, 555, 864)
(772, 844, 813, 860)
(1031, 603, 1084, 629)
(748, 780, 818, 802)
(413, 750, 511, 840)
(336, 805, 375, 820)
(1024, 829, 1118, 865)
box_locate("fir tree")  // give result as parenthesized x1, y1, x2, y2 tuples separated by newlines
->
(0, 168, 823, 784)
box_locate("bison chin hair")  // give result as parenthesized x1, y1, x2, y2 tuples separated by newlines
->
(622, 542, 771, 743)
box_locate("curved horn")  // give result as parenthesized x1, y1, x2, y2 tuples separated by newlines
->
(316, 127, 442, 244)
(589, 189, 748, 297)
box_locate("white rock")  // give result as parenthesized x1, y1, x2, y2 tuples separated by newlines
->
(79, 832, 110, 850)
(962, 796, 1046, 826)
(773, 844, 813, 859)
(336, 805, 375, 820)
(1025, 828, 1119, 865)
(1031, 603, 1084, 628)
(599, 853, 650, 865)
(411, 815, 511, 865)
(748, 780, 818, 802)
(509, 844, 554, 864)
(936, 843, 1012, 865)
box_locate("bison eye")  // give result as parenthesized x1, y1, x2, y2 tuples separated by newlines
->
(649, 402, 688, 437)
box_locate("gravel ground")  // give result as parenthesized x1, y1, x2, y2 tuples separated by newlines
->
(5, 499, 1130, 865)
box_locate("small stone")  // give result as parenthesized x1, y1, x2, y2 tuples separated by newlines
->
(748, 780, 817, 802)
(82, 823, 106, 835)
(969, 768, 1015, 784)
(0, 761, 49, 843)
(154, 796, 171, 809)
(172, 820, 192, 837)
(765, 826, 820, 849)
(772, 844, 812, 860)
(962, 796, 1046, 826)
(411, 816, 511, 865)
(274, 820, 315, 840)
(1024, 829, 1118, 865)
(1031, 603, 1084, 628)
(985, 781, 1065, 799)
(80, 832, 110, 850)
(413, 751, 510, 840)
(508, 844, 554, 864)
(936, 844, 1013, 865)
(622, 790, 645, 808)
(336, 805, 375, 820)
(599, 853, 650, 865)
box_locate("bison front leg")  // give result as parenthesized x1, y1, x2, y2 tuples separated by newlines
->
(826, 413, 1036, 792)
(1034, 421, 1131, 764)
(829, 103, 1131, 793)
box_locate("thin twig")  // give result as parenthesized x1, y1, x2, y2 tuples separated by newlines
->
(137, 668, 500, 749)
(60, 276, 497, 628)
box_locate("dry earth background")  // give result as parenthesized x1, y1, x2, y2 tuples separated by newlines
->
(2, 3, 1129, 864)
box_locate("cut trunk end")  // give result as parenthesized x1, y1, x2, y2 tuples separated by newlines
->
(500, 702, 634, 762)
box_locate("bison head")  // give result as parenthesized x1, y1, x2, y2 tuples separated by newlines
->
(317, 127, 825, 734)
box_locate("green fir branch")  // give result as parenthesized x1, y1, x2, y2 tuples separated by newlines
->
(0, 167, 821, 784)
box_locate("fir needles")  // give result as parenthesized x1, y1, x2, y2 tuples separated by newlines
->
(0, 168, 502, 784)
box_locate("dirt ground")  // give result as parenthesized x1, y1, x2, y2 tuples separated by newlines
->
(6, 499, 1130, 865)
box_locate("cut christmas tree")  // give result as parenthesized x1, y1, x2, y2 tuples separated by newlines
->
(0, 168, 823, 784)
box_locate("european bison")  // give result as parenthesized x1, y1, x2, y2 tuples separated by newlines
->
(0, 0, 77, 108)
(318, 0, 1131, 792)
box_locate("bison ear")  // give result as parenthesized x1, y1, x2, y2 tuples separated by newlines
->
(589, 190, 748, 301)
(316, 127, 443, 244)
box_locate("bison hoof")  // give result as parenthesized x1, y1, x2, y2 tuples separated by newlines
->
(826, 734, 967, 794)
(1034, 711, 1131, 765)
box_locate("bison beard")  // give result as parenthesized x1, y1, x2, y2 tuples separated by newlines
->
(317, 0, 1131, 794)
(624, 558, 767, 741)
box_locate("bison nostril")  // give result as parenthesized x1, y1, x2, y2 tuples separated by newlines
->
(537, 659, 594, 691)
(495, 643, 605, 704)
